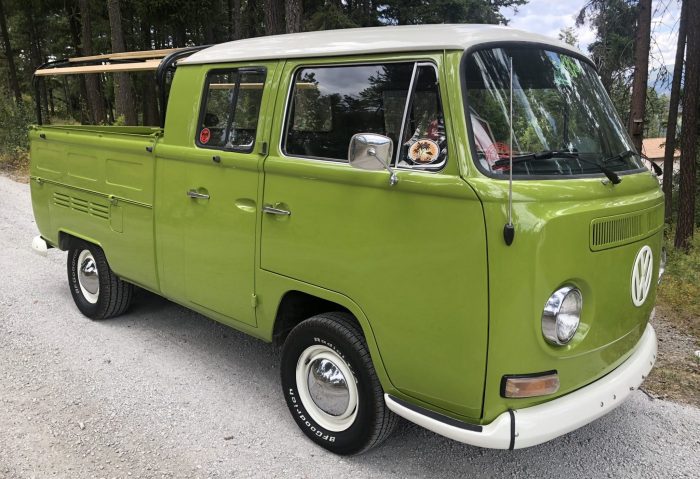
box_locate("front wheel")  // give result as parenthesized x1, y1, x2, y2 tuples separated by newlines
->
(67, 241, 133, 319)
(280, 312, 397, 455)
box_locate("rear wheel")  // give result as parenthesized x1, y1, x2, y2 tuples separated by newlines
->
(281, 312, 397, 455)
(67, 241, 133, 319)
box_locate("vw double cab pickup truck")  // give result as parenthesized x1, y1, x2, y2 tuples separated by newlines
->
(29, 25, 663, 455)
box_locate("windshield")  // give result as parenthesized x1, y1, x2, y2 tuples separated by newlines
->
(464, 47, 645, 177)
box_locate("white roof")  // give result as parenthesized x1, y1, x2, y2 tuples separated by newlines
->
(180, 24, 583, 66)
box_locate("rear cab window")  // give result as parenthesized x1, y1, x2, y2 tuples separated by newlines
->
(197, 68, 266, 152)
(283, 61, 447, 171)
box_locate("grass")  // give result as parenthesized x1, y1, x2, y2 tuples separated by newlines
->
(644, 230, 700, 407)
(0, 148, 30, 182)
(657, 231, 700, 339)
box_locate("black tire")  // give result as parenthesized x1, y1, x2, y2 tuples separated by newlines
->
(67, 240, 133, 320)
(281, 312, 397, 455)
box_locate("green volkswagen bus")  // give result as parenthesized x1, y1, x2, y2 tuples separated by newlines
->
(29, 24, 662, 455)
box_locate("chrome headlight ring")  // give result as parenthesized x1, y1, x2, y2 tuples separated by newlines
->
(542, 285, 583, 346)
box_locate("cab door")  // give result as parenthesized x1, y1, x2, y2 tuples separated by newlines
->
(260, 55, 489, 419)
(156, 64, 275, 327)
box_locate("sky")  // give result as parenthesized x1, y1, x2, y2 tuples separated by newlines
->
(502, 0, 682, 74)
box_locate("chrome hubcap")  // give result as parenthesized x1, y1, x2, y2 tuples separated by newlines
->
(77, 250, 99, 304)
(296, 345, 358, 432)
(307, 358, 350, 416)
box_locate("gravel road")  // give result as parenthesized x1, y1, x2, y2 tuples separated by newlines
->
(1, 174, 699, 478)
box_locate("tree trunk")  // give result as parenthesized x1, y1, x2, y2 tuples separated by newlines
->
(61, 76, 75, 121)
(203, 2, 216, 44)
(0, 0, 22, 104)
(662, 0, 688, 223)
(68, 5, 90, 124)
(141, 20, 159, 126)
(229, 0, 243, 40)
(675, 0, 700, 250)
(264, 0, 285, 35)
(285, 0, 302, 33)
(627, 0, 652, 154)
(48, 85, 55, 116)
(243, 0, 263, 38)
(173, 21, 187, 47)
(79, 0, 107, 124)
(107, 0, 137, 125)
(23, 3, 50, 122)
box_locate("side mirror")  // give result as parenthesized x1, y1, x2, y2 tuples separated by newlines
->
(348, 133, 398, 186)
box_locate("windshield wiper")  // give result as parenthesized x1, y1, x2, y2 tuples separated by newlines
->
(602, 149, 635, 165)
(604, 149, 663, 176)
(494, 150, 621, 184)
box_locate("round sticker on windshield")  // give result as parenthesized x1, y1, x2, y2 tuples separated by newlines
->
(199, 128, 211, 144)
(408, 139, 440, 164)
(485, 142, 510, 164)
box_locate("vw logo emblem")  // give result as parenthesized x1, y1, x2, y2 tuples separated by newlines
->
(631, 246, 653, 307)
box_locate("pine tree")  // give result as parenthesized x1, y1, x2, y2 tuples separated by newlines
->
(107, 0, 137, 125)
(662, 0, 688, 222)
(675, 0, 700, 250)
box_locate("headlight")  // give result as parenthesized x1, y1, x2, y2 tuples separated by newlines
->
(542, 286, 582, 345)
(658, 247, 666, 284)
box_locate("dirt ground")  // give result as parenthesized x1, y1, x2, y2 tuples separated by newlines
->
(645, 306, 700, 407)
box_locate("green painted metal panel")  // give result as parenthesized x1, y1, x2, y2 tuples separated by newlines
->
(466, 172, 663, 421)
(258, 53, 489, 419)
(28, 127, 159, 291)
(154, 61, 278, 328)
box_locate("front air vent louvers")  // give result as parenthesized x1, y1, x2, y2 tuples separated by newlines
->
(590, 204, 663, 251)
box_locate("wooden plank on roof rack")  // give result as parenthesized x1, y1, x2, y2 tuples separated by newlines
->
(35, 59, 162, 76)
(209, 82, 316, 90)
(66, 48, 182, 63)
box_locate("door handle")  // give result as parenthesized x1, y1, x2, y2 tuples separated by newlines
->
(187, 189, 210, 200)
(262, 204, 291, 216)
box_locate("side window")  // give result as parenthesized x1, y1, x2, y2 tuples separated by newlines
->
(197, 69, 266, 151)
(283, 62, 447, 170)
(397, 65, 447, 170)
(284, 63, 414, 161)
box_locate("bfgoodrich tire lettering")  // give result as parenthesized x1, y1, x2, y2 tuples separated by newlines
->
(281, 312, 397, 455)
(67, 241, 133, 320)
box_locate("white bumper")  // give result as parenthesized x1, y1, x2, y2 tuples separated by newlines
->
(31, 235, 49, 256)
(385, 323, 657, 449)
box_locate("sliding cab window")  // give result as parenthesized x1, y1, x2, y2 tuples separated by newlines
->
(283, 62, 448, 170)
(196, 69, 266, 152)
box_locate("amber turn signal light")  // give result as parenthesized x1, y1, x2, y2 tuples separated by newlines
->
(501, 372, 560, 398)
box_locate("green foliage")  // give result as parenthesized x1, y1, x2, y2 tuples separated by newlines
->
(657, 229, 700, 338)
(575, 0, 640, 126)
(305, 2, 362, 31)
(644, 88, 669, 138)
(558, 27, 579, 47)
(576, 1, 674, 141)
(0, 86, 31, 175)
(0, 89, 31, 153)
(382, 0, 527, 25)
(0, 0, 532, 129)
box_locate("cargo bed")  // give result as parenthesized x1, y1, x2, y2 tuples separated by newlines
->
(29, 124, 162, 291)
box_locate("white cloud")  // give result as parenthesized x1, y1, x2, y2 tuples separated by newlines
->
(502, 0, 681, 70)
(503, 0, 587, 39)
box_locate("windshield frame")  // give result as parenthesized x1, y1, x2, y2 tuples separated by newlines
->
(460, 41, 647, 181)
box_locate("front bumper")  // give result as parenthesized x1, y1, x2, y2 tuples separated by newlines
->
(385, 323, 657, 449)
